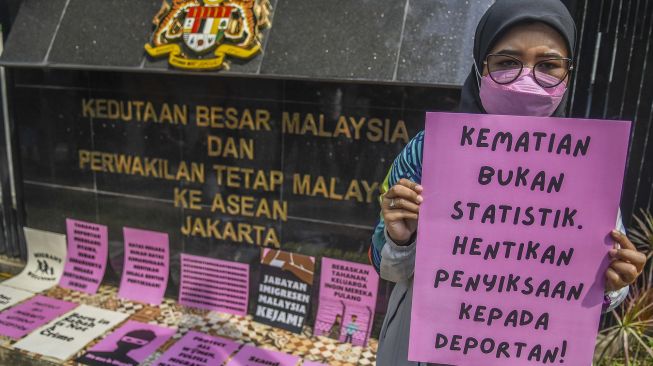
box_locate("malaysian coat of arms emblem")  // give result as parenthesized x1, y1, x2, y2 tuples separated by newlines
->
(145, 0, 271, 70)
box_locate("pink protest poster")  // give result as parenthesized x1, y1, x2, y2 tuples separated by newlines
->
(314, 258, 379, 346)
(408, 112, 631, 365)
(77, 320, 175, 366)
(179, 254, 250, 316)
(0, 285, 33, 311)
(0, 295, 77, 339)
(153, 331, 240, 366)
(226, 345, 300, 366)
(118, 227, 170, 305)
(60, 219, 108, 294)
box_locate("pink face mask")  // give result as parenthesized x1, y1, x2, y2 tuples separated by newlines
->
(479, 68, 567, 117)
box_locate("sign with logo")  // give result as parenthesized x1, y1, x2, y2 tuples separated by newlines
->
(2, 228, 67, 293)
(145, 0, 271, 70)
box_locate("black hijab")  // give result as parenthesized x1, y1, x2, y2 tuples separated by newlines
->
(458, 0, 577, 117)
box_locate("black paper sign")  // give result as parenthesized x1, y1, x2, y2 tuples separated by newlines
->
(254, 250, 315, 333)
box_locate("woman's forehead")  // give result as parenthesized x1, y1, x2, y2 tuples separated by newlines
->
(490, 22, 569, 57)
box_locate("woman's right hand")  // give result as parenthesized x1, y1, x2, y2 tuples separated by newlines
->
(382, 178, 423, 245)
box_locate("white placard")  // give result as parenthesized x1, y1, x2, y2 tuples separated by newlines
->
(2, 228, 67, 293)
(0, 285, 33, 311)
(13, 304, 128, 361)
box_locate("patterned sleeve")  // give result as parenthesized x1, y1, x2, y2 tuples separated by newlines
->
(369, 131, 424, 275)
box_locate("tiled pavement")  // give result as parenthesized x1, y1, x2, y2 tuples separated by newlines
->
(0, 284, 378, 365)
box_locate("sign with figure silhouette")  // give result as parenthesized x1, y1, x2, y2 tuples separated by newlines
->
(78, 320, 175, 366)
(2, 228, 67, 293)
(314, 257, 379, 346)
(254, 249, 315, 333)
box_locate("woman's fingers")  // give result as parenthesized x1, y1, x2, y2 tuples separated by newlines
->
(381, 179, 422, 245)
(609, 260, 639, 284)
(385, 209, 419, 222)
(384, 197, 420, 213)
(383, 181, 422, 215)
(384, 183, 423, 203)
(609, 248, 647, 271)
(605, 267, 627, 290)
(398, 178, 423, 193)
(609, 230, 646, 272)
(611, 230, 636, 250)
(383, 180, 423, 215)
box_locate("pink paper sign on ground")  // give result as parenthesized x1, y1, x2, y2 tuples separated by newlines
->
(179, 254, 250, 316)
(153, 331, 240, 366)
(77, 320, 175, 366)
(60, 219, 108, 294)
(314, 258, 379, 346)
(118, 227, 169, 305)
(408, 112, 631, 365)
(226, 345, 300, 366)
(0, 295, 77, 339)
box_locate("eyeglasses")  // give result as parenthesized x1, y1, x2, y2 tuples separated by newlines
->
(483, 54, 573, 88)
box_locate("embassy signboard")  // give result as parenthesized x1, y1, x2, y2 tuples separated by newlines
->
(145, 0, 271, 70)
(9, 58, 459, 338)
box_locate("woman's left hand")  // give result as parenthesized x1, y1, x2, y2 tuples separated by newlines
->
(605, 230, 647, 292)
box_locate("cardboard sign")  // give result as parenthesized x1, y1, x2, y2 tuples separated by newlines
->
(179, 254, 250, 316)
(3, 228, 66, 293)
(0, 285, 33, 311)
(408, 112, 630, 365)
(60, 219, 108, 294)
(314, 258, 378, 346)
(13, 304, 128, 361)
(254, 249, 315, 334)
(226, 345, 300, 366)
(0, 295, 77, 339)
(77, 320, 175, 366)
(118, 227, 169, 305)
(153, 331, 240, 366)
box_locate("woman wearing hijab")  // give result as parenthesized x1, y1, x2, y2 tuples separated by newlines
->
(370, 1, 646, 365)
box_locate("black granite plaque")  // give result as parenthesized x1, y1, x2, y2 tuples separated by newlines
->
(8, 67, 459, 332)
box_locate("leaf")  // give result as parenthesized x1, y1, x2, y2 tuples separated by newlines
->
(627, 329, 653, 359)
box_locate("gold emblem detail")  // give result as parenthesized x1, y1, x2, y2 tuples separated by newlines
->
(145, 0, 271, 70)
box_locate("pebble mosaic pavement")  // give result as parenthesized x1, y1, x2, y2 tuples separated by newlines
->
(0, 284, 378, 365)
